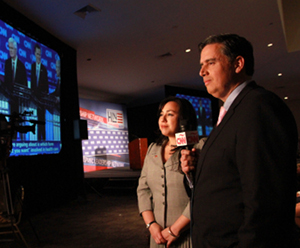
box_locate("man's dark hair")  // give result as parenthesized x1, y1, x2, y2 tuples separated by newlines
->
(198, 34, 254, 76)
(34, 43, 41, 52)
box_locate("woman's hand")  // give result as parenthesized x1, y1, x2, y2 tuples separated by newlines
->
(149, 223, 167, 245)
(161, 227, 178, 248)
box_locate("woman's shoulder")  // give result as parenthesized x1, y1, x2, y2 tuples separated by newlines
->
(147, 142, 162, 152)
(194, 137, 207, 151)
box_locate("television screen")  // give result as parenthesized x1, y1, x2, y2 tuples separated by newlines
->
(79, 98, 129, 175)
(176, 94, 213, 136)
(165, 85, 218, 137)
(0, 18, 61, 156)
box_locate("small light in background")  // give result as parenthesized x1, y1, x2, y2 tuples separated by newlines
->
(267, 43, 273, 47)
(278, 73, 282, 77)
(284, 96, 289, 100)
(185, 48, 191, 53)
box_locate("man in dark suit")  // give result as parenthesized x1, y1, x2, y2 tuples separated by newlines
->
(181, 34, 299, 247)
(31, 44, 49, 140)
(51, 59, 60, 101)
(4, 37, 27, 115)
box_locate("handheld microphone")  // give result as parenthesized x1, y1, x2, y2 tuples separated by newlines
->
(175, 120, 199, 150)
(175, 119, 199, 184)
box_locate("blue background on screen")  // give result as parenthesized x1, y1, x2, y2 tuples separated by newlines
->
(176, 93, 213, 136)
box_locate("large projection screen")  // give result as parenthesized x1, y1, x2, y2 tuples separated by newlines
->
(0, 19, 61, 156)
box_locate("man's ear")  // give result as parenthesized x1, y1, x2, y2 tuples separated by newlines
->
(234, 56, 245, 74)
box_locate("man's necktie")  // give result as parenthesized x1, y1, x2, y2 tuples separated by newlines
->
(216, 106, 227, 126)
(36, 66, 40, 86)
(12, 61, 15, 83)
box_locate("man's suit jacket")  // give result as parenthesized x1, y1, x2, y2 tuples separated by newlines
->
(4, 58, 27, 90)
(30, 62, 49, 94)
(30, 62, 48, 137)
(4, 58, 28, 114)
(192, 81, 299, 247)
(51, 78, 60, 97)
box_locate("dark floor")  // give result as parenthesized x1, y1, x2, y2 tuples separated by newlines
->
(0, 178, 149, 248)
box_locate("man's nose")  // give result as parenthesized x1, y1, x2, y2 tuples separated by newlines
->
(199, 66, 206, 77)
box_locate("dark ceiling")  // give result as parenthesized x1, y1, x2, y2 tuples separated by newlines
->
(3, 0, 300, 107)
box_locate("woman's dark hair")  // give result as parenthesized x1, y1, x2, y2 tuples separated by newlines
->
(156, 96, 198, 145)
(198, 33, 254, 76)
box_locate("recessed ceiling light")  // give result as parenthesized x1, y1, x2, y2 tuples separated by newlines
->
(284, 96, 289, 100)
(185, 48, 191, 53)
(267, 43, 273, 47)
(278, 73, 282, 77)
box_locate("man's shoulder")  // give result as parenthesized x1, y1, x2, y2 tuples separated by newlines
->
(16, 59, 25, 66)
(239, 82, 295, 123)
(241, 81, 282, 104)
(5, 58, 10, 65)
(40, 63, 47, 69)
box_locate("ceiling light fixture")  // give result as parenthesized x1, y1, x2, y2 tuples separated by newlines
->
(74, 4, 101, 19)
(267, 43, 273, 47)
(157, 52, 173, 59)
(278, 73, 282, 77)
(185, 48, 191, 53)
(284, 96, 288, 100)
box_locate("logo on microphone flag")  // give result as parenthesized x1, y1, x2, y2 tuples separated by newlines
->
(175, 131, 199, 147)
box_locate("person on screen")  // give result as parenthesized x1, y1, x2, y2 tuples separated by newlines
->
(4, 37, 27, 115)
(180, 33, 299, 247)
(51, 59, 60, 103)
(137, 96, 203, 248)
(30, 44, 49, 140)
(197, 99, 207, 136)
